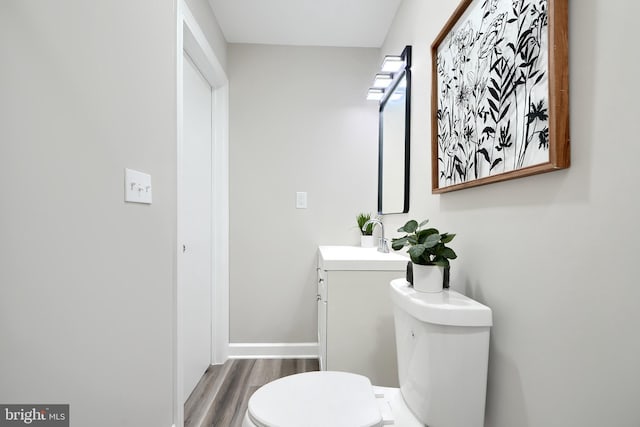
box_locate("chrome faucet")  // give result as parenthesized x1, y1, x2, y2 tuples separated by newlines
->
(362, 218, 389, 253)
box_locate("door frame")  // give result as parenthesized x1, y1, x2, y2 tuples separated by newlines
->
(175, 2, 229, 425)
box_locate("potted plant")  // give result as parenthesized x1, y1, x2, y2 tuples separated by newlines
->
(356, 213, 376, 248)
(391, 219, 457, 292)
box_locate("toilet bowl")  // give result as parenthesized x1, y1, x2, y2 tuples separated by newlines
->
(243, 279, 492, 427)
(242, 371, 422, 427)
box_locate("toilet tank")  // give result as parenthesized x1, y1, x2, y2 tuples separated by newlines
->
(389, 279, 492, 427)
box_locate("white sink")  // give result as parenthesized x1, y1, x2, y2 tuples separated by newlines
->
(318, 245, 409, 271)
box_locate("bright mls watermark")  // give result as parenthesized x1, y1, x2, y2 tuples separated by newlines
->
(0, 405, 68, 426)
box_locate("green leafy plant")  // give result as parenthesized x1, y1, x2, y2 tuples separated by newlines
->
(356, 213, 374, 236)
(391, 219, 457, 267)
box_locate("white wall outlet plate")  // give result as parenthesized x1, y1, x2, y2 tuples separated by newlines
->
(125, 168, 152, 204)
(296, 192, 307, 209)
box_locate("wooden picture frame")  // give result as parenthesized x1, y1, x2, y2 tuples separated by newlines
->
(431, 0, 569, 193)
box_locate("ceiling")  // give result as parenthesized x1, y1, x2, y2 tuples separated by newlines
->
(207, 0, 403, 48)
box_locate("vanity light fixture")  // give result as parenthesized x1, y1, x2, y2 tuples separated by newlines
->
(381, 55, 404, 73)
(366, 46, 411, 102)
(367, 88, 385, 101)
(373, 73, 393, 88)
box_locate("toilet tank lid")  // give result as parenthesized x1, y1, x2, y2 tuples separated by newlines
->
(390, 279, 493, 327)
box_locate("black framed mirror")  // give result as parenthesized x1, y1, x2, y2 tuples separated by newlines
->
(378, 45, 411, 214)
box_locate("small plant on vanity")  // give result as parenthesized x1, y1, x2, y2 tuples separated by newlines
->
(356, 213, 376, 248)
(356, 213, 374, 236)
(391, 219, 457, 292)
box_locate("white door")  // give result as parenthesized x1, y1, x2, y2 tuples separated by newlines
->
(181, 52, 213, 402)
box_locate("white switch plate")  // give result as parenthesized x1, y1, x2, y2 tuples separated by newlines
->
(125, 168, 152, 204)
(296, 192, 307, 209)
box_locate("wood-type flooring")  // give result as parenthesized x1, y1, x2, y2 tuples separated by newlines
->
(184, 358, 319, 427)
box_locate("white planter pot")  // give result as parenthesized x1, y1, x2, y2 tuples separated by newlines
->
(360, 235, 375, 248)
(412, 264, 444, 293)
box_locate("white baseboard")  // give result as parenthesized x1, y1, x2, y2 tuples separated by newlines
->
(228, 342, 319, 359)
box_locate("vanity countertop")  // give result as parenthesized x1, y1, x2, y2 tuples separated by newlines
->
(318, 245, 409, 271)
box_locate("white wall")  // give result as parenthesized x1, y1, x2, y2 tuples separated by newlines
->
(228, 44, 379, 343)
(381, 1, 640, 426)
(0, 1, 225, 426)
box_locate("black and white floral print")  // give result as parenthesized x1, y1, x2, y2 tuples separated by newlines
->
(436, 0, 549, 187)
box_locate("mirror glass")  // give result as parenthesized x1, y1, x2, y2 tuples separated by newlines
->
(378, 49, 410, 214)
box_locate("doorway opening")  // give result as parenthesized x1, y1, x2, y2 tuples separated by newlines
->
(175, 2, 229, 425)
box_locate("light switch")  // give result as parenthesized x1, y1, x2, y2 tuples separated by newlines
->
(125, 168, 152, 204)
(296, 192, 307, 209)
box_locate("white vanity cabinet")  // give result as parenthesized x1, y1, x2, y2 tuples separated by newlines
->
(317, 246, 408, 387)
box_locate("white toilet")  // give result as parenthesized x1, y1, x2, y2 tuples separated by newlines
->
(243, 279, 492, 427)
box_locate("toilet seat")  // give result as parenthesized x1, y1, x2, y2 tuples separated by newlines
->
(247, 371, 383, 427)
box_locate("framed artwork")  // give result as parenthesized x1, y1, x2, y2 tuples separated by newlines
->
(431, 0, 569, 193)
